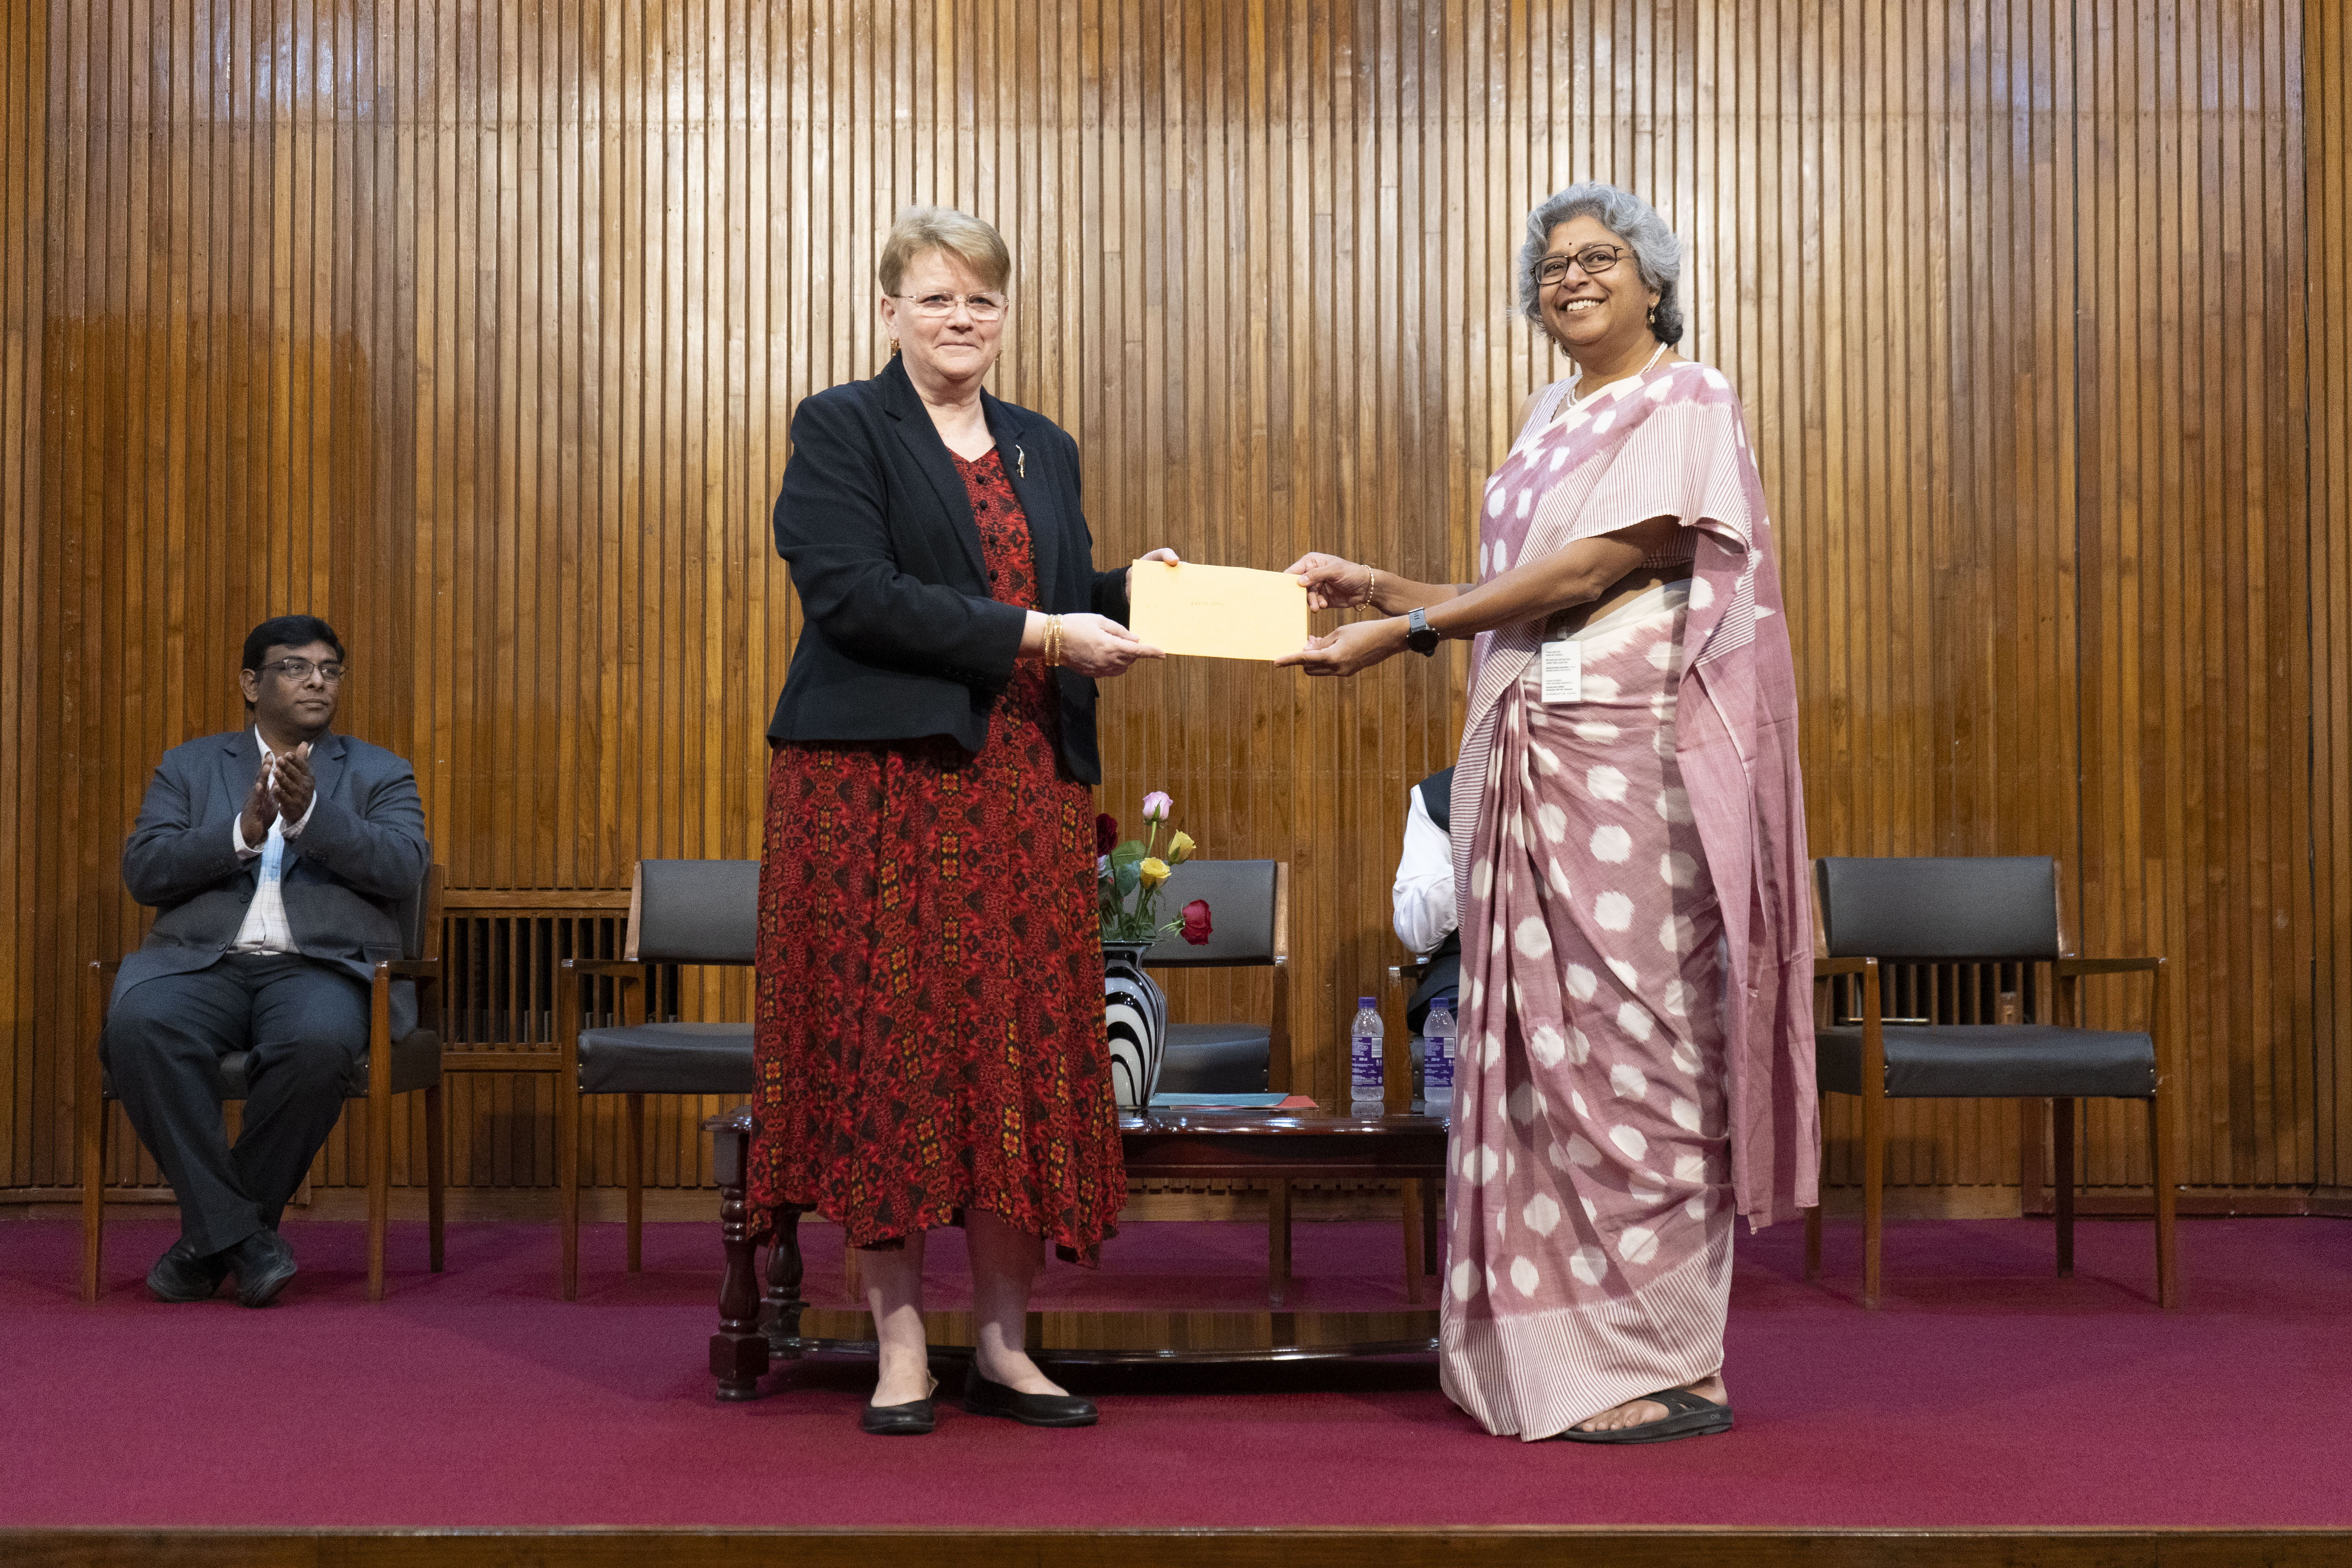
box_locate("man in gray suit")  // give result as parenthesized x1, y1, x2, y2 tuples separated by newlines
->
(106, 615, 430, 1306)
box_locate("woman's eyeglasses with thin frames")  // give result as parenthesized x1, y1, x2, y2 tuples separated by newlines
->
(895, 291, 1008, 321)
(1535, 245, 1630, 288)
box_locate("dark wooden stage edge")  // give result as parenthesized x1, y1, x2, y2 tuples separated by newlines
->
(8, 1530, 2352, 1568)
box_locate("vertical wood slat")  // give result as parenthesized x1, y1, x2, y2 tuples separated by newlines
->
(2, 1, 2346, 1205)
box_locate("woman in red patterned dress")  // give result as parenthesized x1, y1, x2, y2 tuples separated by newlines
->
(754, 207, 1174, 1436)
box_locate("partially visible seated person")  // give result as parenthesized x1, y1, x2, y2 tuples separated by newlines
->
(104, 615, 430, 1307)
(1393, 764, 1459, 1036)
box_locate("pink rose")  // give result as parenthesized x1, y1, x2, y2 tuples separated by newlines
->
(1142, 791, 1173, 822)
(1180, 899, 1213, 946)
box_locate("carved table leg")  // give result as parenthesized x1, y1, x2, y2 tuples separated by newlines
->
(708, 1116, 769, 1401)
(764, 1209, 808, 1358)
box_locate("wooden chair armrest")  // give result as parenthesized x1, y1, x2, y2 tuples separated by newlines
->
(2054, 956, 2163, 976)
(562, 958, 649, 980)
(91, 958, 122, 980)
(1813, 955, 1873, 976)
(377, 958, 443, 978)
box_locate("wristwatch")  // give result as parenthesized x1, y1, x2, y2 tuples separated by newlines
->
(1405, 606, 1442, 656)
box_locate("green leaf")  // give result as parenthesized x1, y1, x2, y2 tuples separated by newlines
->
(1110, 841, 1147, 871)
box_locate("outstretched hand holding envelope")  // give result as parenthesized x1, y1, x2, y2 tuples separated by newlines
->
(1125, 559, 1310, 661)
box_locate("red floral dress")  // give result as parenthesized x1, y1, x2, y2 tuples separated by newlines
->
(748, 449, 1127, 1260)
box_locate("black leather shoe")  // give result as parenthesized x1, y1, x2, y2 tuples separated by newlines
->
(224, 1228, 298, 1308)
(861, 1376, 938, 1436)
(963, 1365, 1097, 1428)
(147, 1238, 229, 1303)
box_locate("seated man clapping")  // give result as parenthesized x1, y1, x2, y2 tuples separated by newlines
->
(105, 616, 430, 1306)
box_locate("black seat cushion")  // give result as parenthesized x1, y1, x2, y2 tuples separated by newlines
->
(114, 1028, 443, 1102)
(576, 1022, 755, 1096)
(1816, 1024, 2155, 1099)
(1156, 1022, 1270, 1094)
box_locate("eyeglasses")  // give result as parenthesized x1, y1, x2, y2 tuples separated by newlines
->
(894, 290, 1009, 321)
(255, 657, 346, 684)
(1535, 245, 1631, 288)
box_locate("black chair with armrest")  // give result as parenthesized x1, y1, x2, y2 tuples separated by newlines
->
(555, 857, 758, 1300)
(78, 865, 449, 1303)
(1806, 855, 2176, 1308)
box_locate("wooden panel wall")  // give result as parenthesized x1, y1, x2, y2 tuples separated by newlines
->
(2312, 2, 2352, 1193)
(4, 1, 2347, 1207)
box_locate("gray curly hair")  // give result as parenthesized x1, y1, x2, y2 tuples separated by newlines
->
(1517, 181, 1684, 347)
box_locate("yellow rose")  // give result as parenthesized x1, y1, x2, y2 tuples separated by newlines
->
(1166, 831, 1196, 865)
(1138, 857, 1171, 889)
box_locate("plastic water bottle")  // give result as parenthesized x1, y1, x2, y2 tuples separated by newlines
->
(1349, 997, 1385, 1114)
(1422, 998, 1456, 1114)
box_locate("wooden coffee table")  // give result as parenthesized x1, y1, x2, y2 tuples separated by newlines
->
(704, 1103, 1449, 1400)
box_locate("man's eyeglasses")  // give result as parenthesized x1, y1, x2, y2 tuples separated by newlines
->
(254, 657, 346, 684)
(895, 291, 1009, 321)
(1535, 245, 1632, 288)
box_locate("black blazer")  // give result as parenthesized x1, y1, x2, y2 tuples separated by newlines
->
(767, 357, 1131, 783)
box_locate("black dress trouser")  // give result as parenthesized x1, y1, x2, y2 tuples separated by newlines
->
(101, 953, 369, 1256)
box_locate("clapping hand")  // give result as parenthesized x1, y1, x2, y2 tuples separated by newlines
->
(239, 760, 276, 848)
(270, 742, 315, 825)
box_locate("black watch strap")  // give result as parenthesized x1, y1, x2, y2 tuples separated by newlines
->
(1406, 606, 1441, 655)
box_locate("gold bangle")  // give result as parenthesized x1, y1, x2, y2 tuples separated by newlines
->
(1362, 564, 1377, 607)
(1045, 614, 1062, 668)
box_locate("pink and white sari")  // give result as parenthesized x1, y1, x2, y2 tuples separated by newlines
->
(1439, 361, 1817, 1439)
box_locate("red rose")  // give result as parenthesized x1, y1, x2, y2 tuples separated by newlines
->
(1095, 814, 1121, 855)
(1180, 899, 1213, 946)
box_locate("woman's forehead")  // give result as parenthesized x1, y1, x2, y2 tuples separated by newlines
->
(897, 248, 996, 294)
(1545, 214, 1623, 252)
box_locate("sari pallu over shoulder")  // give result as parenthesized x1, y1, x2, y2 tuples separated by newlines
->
(1450, 362, 1818, 1229)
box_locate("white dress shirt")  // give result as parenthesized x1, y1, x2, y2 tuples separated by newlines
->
(229, 730, 319, 954)
(1392, 785, 1457, 958)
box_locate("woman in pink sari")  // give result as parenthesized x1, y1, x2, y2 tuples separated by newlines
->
(1279, 183, 1816, 1443)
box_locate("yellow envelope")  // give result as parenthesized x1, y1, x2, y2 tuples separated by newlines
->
(1127, 559, 1310, 662)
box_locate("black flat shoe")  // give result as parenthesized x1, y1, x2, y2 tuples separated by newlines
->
(963, 1365, 1097, 1428)
(223, 1228, 298, 1308)
(861, 1376, 938, 1436)
(147, 1238, 229, 1303)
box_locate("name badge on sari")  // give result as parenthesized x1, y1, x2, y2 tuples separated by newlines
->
(1540, 639, 1582, 704)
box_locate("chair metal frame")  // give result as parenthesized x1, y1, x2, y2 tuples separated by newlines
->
(1803, 860, 2177, 1309)
(554, 860, 741, 1301)
(78, 865, 449, 1303)
(1139, 860, 1303, 1291)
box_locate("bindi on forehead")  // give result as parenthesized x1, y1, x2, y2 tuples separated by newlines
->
(1546, 218, 1624, 256)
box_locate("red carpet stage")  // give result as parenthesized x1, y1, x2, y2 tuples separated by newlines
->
(5, 1213, 2349, 1561)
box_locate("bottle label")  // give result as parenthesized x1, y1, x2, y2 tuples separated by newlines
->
(1350, 1032, 1382, 1085)
(1425, 1034, 1453, 1090)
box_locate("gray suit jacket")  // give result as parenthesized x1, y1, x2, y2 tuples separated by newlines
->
(115, 728, 432, 1038)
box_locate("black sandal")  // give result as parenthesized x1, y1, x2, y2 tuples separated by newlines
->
(1555, 1385, 1733, 1445)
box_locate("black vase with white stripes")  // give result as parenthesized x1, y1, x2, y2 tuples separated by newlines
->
(1101, 940, 1167, 1109)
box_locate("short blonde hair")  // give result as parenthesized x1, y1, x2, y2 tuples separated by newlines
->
(878, 205, 1011, 296)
